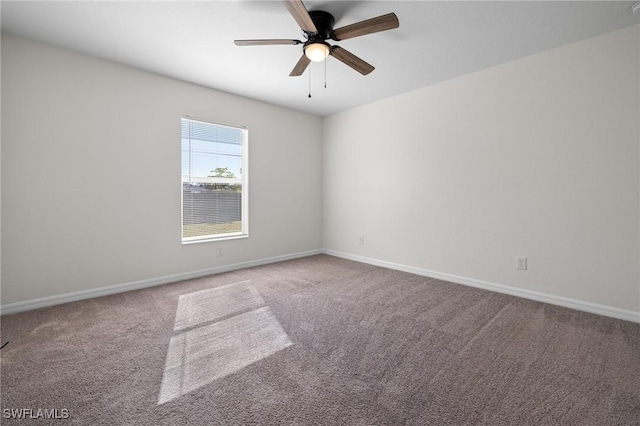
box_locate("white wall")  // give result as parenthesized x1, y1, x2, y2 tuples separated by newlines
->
(1, 34, 323, 305)
(323, 25, 640, 314)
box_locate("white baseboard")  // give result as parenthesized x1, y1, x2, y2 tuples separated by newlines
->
(0, 249, 323, 315)
(3, 248, 638, 324)
(322, 249, 640, 324)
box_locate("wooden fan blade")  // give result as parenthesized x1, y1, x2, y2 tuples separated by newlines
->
(234, 39, 302, 46)
(330, 46, 374, 75)
(283, 0, 317, 33)
(332, 13, 399, 41)
(289, 54, 311, 76)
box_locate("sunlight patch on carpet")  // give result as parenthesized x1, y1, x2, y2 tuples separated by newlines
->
(158, 282, 292, 405)
(173, 280, 264, 331)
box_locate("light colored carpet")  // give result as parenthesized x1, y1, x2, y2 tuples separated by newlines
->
(1, 254, 639, 424)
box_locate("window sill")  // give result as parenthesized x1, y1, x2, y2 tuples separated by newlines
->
(182, 233, 249, 245)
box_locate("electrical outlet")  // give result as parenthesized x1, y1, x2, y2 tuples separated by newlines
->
(516, 256, 527, 270)
(358, 236, 365, 245)
(217, 248, 224, 257)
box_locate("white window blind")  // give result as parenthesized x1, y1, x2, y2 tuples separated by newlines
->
(181, 117, 248, 243)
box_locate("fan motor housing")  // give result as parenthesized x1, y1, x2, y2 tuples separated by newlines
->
(307, 10, 335, 40)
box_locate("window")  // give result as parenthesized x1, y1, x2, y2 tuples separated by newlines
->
(181, 117, 248, 243)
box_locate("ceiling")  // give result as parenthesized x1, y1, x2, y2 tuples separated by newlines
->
(2, 1, 639, 117)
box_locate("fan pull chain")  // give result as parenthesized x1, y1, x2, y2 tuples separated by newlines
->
(308, 66, 312, 98)
(324, 58, 327, 88)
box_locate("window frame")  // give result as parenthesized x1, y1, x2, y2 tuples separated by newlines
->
(181, 116, 249, 244)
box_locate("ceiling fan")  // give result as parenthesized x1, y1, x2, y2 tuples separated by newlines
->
(234, 0, 399, 77)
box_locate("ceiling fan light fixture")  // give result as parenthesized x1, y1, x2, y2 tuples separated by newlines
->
(304, 42, 330, 62)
